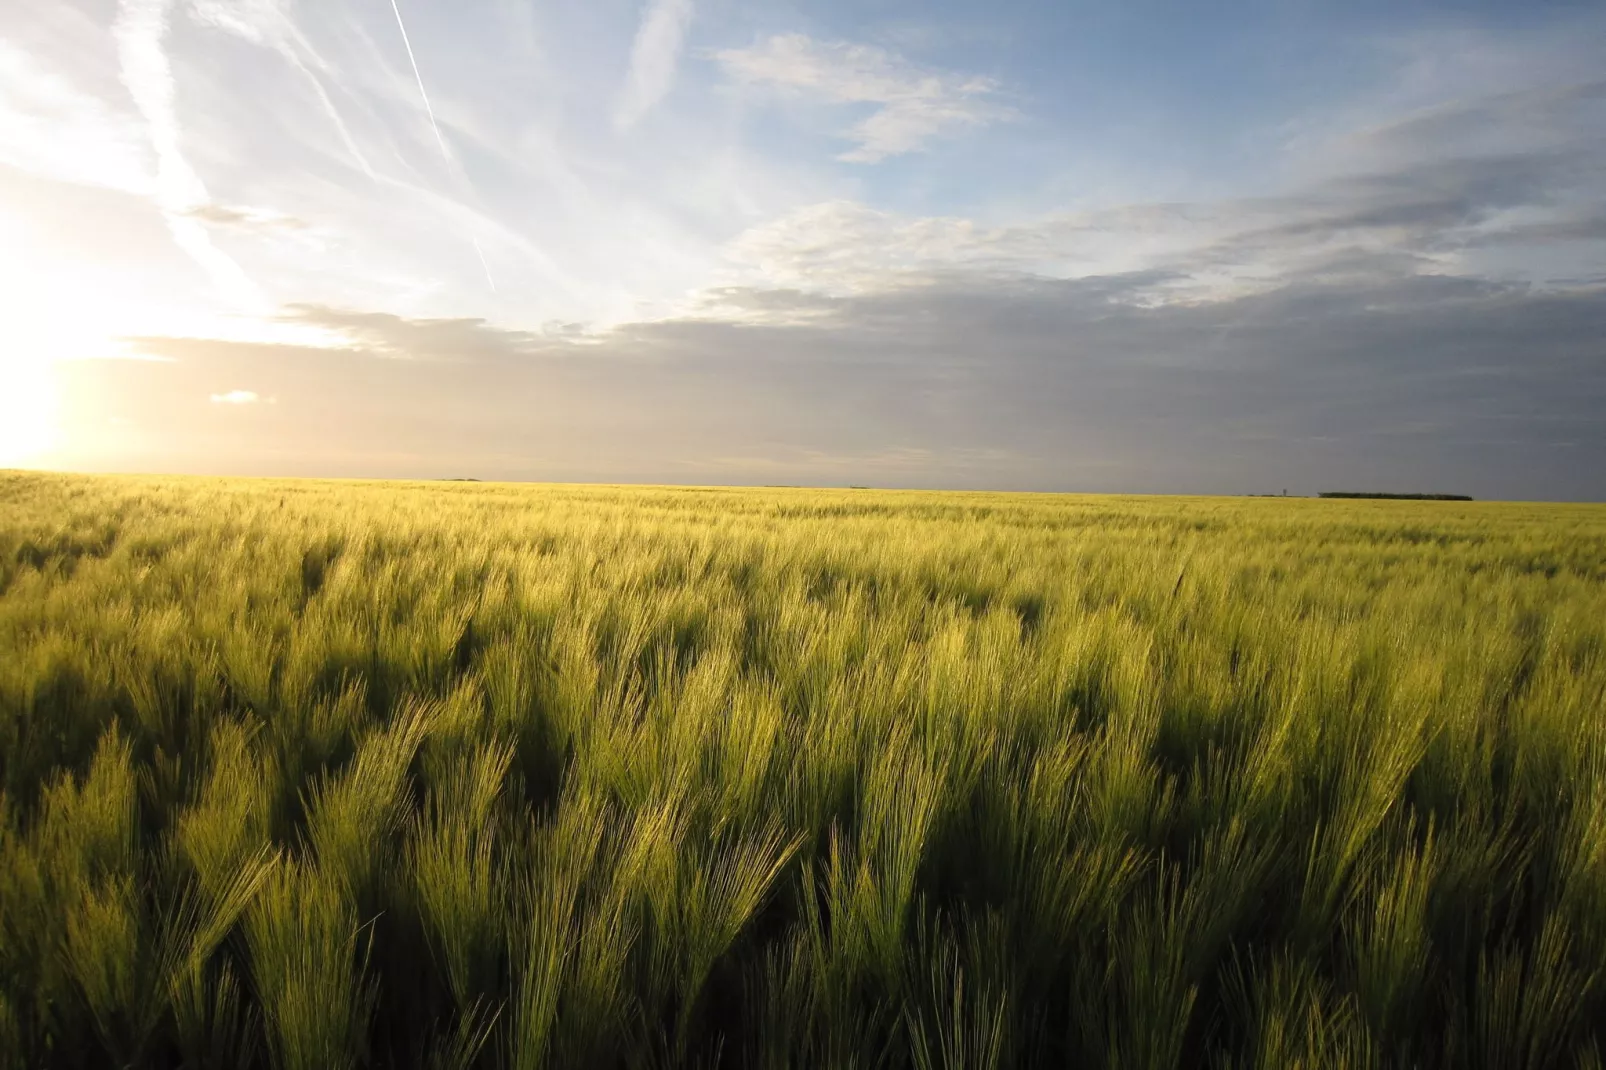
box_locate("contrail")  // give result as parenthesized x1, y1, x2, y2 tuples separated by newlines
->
(287, 48, 378, 181)
(115, 0, 265, 311)
(386, 0, 449, 161)
(189, 0, 378, 180)
(469, 235, 496, 290)
(386, 0, 498, 291)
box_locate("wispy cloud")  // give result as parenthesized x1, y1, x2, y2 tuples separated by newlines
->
(185, 203, 309, 231)
(0, 39, 153, 196)
(614, 0, 695, 130)
(278, 303, 559, 360)
(716, 61, 1606, 302)
(718, 199, 1211, 299)
(714, 33, 1009, 162)
(209, 389, 262, 404)
(113, 0, 263, 310)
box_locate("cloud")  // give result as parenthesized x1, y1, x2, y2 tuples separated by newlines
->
(0, 39, 154, 196)
(209, 389, 261, 403)
(715, 69, 1606, 300)
(714, 34, 1009, 162)
(700, 446, 1024, 478)
(104, 261, 1606, 498)
(185, 203, 309, 230)
(113, 0, 264, 310)
(1460, 212, 1606, 250)
(613, 0, 694, 130)
(1341, 78, 1606, 164)
(276, 304, 567, 360)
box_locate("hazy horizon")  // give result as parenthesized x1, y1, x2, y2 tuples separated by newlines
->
(4, 0, 1604, 500)
(2, 468, 1571, 505)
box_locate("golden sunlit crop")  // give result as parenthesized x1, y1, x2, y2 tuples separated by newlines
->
(2, 473, 1605, 1067)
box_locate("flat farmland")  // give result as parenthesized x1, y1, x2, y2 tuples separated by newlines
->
(2, 473, 1603, 1069)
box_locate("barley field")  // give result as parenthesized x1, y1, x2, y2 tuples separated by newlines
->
(2, 472, 1604, 1069)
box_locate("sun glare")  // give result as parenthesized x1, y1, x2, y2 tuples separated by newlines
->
(0, 229, 65, 468)
(0, 355, 59, 467)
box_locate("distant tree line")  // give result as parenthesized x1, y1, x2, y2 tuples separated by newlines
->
(1319, 492, 1474, 500)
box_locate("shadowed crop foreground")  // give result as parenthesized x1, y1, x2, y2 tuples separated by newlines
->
(2, 473, 1604, 1069)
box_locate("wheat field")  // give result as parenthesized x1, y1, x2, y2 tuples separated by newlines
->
(1, 472, 1604, 1069)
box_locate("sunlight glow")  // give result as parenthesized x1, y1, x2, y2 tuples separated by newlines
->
(0, 224, 62, 467)
(0, 356, 58, 467)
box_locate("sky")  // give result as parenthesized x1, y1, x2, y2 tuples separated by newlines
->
(2, 0, 1603, 498)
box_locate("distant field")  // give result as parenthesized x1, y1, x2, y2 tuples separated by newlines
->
(2, 473, 1604, 1069)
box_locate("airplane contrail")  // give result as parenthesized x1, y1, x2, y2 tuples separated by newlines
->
(115, 0, 266, 311)
(386, 0, 498, 291)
